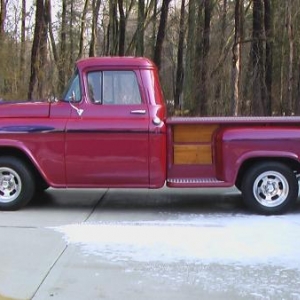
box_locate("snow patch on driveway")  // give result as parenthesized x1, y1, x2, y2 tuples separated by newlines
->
(54, 214, 300, 269)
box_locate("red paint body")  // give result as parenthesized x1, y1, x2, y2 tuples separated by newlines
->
(1, 57, 300, 190)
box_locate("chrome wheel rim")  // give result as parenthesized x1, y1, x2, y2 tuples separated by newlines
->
(0, 167, 22, 203)
(253, 171, 289, 208)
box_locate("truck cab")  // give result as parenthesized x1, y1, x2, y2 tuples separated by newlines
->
(57, 57, 167, 188)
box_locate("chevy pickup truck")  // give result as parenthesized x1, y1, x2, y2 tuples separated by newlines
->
(0, 57, 300, 214)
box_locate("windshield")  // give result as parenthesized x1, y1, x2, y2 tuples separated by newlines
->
(62, 70, 82, 102)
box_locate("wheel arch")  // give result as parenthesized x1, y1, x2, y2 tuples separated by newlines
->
(0, 146, 48, 188)
(235, 157, 300, 190)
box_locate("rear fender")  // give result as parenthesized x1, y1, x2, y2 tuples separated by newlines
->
(215, 126, 300, 183)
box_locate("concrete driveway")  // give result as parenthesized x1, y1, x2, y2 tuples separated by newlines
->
(1, 187, 300, 300)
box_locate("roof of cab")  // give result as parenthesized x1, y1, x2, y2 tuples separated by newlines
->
(76, 56, 157, 70)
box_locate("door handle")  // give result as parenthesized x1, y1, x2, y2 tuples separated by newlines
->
(130, 110, 146, 115)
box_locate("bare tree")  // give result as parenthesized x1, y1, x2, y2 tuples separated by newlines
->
(231, 0, 243, 115)
(69, 1, 75, 66)
(89, 0, 102, 57)
(0, 0, 7, 38)
(136, 0, 145, 56)
(20, 0, 26, 85)
(106, 0, 118, 55)
(214, 0, 228, 114)
(183, 0, 196, 111)
(264, 0, 273, 115)
(286, 0, 294, 115)
(153, 0, 171, 70)
(192, 0, 212, 115)
(198, 0, 212, 115)
(118, 0, 126, 56)
(56, 0, 67, 94)
(251, 0, 265, 115)
(296, 63, 300, 115)
(174, 0, 186, 110)
(151, 0, 158, 53)
(48, 0, 58, 64)
(78, 0, 89, 59)
(28, 0, 50, 100)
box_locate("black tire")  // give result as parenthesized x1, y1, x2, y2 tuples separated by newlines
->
(0, 156, 35, 210)
(241, 162, 298, 215)
(35, 178, 49, 193)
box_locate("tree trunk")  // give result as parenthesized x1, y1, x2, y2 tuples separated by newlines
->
(20, 0, 26, 86)
(28, 0, 40, 99)
(89, 0, 101, 57)
(193, 1, 204, 115)
(231, 0, 243, 116)
(78, 0, 89, 59)
(264, 0, 273, 115)
(37, 0, 50, 98)
(202, 0, 212, 115)
(49, 0, 58, 64)
(57, 0, 67, 94)
(0, 0, 7, 39)
(126, 0, 157, 55)
(28, 0, 49, 100)
(287, 0, 294, 115)
(174, 0, 186, 110)
(215, 0, 227, 115)
(153, 0, 171, 70)
(136, 0, 145, 56)
(197, 0, 212, 115)
(106, 0, 118, 55)
(251, 0, 265, 115)
(296, 63, 300, 115)
(69, 1, 75, 67)
(183, 0, 196, 111)
(151, 0, 158, 54)
(118, 0, 126, 56)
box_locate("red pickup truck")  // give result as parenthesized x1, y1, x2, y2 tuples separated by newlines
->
(0, 57, 299, 214)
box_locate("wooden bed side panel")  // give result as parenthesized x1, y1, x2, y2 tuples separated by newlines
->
(172, 124, 219, 165)
(174, 145, 212, 164)
(173, 124, 219, 143)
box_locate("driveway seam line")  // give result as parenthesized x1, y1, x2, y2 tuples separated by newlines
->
(83, 188, 109, 223)
(31, 244, 68, 299)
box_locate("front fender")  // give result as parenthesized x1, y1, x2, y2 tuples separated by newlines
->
(0, 136, 66, 187)
(0, 139, 49, 180)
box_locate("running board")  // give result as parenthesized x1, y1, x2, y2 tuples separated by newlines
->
(167, 178, 226, 188)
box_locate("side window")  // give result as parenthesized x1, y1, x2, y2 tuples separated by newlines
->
(103, 72, 114, 104)
(63, 72, 81, 102)
(104, 71, 142, 105)
(87, 71, 102, 103)
(87, 70, 142, 105)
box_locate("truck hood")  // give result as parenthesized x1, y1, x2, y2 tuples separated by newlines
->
(0, 101, 50, 118)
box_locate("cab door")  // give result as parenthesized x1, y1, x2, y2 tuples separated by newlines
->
(65, 70, 150, 187)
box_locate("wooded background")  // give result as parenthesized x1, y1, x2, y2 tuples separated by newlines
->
(0, 0, 299, 116)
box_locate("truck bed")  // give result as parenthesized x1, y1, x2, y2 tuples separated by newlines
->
(166, 116, 300, 188)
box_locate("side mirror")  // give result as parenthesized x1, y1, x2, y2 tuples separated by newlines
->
(68, 91, 84, 116)
(69, 91, 76, 102)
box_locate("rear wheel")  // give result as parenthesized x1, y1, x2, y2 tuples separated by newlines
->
(241, 162, 298, 215)
(0, 157, 35, 210)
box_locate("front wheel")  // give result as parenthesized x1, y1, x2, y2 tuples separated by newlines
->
(241, 162, 298, 215)
(0, 157, 35, 210)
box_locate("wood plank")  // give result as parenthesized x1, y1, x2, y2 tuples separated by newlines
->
(174, 145, 212, 165)
(173, 124, 219, 143)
